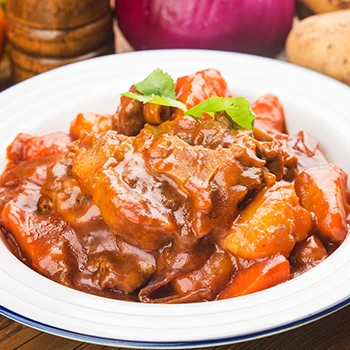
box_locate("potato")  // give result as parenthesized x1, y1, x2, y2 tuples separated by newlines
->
(286, 10, 350, 86)
(297, 0, 350, 16)
(220, 182, 313, 260)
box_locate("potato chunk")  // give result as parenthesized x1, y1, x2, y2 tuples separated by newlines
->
(221, 182, 313, 259)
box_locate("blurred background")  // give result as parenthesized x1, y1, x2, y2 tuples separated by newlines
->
(0, 0, 350, 90)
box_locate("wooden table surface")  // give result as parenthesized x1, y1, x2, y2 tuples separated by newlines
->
(1, 22, 350, 350)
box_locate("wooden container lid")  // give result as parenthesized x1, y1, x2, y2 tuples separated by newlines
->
(6, 0, 111, 30)
(7, 12, 114, 58)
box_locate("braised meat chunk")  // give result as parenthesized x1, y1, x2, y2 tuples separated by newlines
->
(113, 86, 172, 136)
(39, 153, 156, 295)
(69, 115, 283, 252)
(140, 241, 236, 303)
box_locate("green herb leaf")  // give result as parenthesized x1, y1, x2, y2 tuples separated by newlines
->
(122, 92, 187, 111)
(135, 68, 176, 99)
(121, 68, 185, 110)
(225, 98, 255, 130)
(185, 97, 255, 130)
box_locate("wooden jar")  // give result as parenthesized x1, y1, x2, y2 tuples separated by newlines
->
(6, 0, 114, 82)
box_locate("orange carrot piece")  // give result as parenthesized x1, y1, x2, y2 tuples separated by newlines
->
(251, 94, 286, 133)
(295, 164, 349, 243)
(2, 203, 72, 283)
(2, 203, 37, 260)
(7, 132, 72, 161)
(218, 255, 290, 300)
(174, 69, 232, 118)
(70, 113, 113, 140)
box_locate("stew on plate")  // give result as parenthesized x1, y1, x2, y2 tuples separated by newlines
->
(0, 69, 348, 303)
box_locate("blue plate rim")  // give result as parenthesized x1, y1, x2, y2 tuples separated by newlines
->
(1, 297, 350, 349)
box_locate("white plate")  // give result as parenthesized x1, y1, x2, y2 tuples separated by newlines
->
(0, 50, 349, 348)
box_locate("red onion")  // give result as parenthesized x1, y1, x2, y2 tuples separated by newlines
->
(116, 0, 295, 57)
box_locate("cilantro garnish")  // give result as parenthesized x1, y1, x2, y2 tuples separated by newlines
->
(122, 92, 187, 111)
(135, 68, 176, 99)
(185, 97, 255, 130)
(121, 69, 255, 131)
(121, 69, 186, 111)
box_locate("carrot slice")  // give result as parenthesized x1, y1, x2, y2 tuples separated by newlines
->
(70, 113, 113, 140)
(217, 255, 290, 300)
(295, 164, 349, 243)
(7, 132, 72, 161)
(174, 69, 231, 118)
(251, 94, 286, 133)
(2, 203, 38, 260)
(1, 203, 74, 284)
